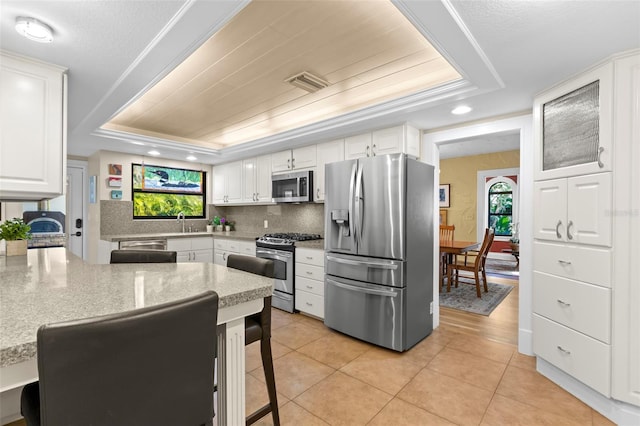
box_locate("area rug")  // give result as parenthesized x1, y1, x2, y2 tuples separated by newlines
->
(485, 258, 519, 279)
(440, 279, 514, 316)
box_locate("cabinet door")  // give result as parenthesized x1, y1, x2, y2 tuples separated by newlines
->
(0, 53, 66, 200)
(213, 164, 226, 204)
(271, 150, 292, 172)
(292, 145, 316, 169)
(225, 161, 243, 203)
(344, 133, 371, 159)
(534, 62, 613, 180)
(534, 178, 568, 241)
(567, 173, 612, 247)
(192, 249, 213, 263)
(213, 250, 226, 266)
(256, 154, 272, 202)
(315, 139, 344, 202)
(372, 126, 402, 157)
(176, 252, 191, 263)
(242, 158, 257, 203)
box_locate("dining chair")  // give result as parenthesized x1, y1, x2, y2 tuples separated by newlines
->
(110, 249, 177, 263)
(439, 224, 456, 278)
(446, 228, 495, 297)
(225, 254, 280, 426)
(20, 291, 219, 426)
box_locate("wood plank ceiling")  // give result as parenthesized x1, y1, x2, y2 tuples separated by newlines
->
(103, 0, 461, 149)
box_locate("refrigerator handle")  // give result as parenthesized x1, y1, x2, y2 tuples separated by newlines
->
(327, 278, 399, 297)
(348, 162, 357, 239)
(354, 163, 364, 244)
(326, 255, 399, 270)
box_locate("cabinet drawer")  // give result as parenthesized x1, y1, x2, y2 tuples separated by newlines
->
(296, 276, 324, 296)
(533, 272, 611, 343)
(214, 239, 229, 250)
(191, 237, 213, 250)
(238, 241, 256, 256)
(296, 290, 324, 318)
(296, 248, 324, 266)
(533, 314, 610, 396)
(296, 263, 324, 281)
(533, 241, 611, 287)
(167, 238, 191, 252)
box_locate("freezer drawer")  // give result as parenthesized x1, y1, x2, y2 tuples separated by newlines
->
(325, 253, 405, 287)
(324, 275, 405, 351)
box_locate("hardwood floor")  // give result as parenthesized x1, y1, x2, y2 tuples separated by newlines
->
(439, 274, 519, 346)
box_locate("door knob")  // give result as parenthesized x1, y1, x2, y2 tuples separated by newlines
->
(74, 231, 82, 237)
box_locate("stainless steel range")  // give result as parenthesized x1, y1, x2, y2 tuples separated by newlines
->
(256, 233, 322, 313)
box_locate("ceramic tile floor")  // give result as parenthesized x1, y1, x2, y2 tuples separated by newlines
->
(6, 308, 616, 426)
(243, 309, 615, 426)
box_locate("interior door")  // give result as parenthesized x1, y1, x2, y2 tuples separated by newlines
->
(66, 165, 85, 259)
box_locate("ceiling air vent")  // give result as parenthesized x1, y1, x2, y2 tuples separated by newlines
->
(285, 71, 329, 93)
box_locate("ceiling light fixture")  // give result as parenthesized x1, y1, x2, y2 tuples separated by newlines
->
(451, 105, 472, 115)
(285, 71, 329, 93)
(147, 150, 160, 156)
(186, 155, 197, 161)
(15, 17, 53, 43)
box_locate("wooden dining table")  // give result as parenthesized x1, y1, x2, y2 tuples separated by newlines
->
(439, 240, 481, 291)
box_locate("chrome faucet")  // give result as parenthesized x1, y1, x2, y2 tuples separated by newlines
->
(176, 212, 185, 233)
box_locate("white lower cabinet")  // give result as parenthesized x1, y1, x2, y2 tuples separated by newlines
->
(295, 247, 324, 318)
(213, 238, 255, 266)
(167, 237, 213, 263)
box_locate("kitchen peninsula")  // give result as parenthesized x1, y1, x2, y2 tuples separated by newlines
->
(0, 247, 272, 425)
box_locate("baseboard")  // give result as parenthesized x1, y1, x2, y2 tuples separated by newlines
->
(518, 328, 533, 355)
(537, 358, 640, 425)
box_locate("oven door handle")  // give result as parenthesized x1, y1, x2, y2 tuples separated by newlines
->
(256, 248, 293, 261)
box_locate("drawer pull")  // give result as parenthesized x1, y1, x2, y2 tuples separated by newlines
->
(557, 260, 572, 265)
(306, 256, 313, 260)
(557, 299, 571, 307)
(306, 302, 313, 306)
(557, 345, 571, 355)
(306, 285, 313, 289)
(306, 271, 313, 275)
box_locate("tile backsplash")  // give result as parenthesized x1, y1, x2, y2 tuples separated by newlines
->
(100, 201, 324, 236)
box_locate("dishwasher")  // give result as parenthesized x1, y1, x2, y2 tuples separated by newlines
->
(119, 239, 167, 251)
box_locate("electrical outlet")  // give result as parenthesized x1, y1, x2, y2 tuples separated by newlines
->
(264, 220, 268, 228)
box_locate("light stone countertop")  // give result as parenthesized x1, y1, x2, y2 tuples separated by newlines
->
(100, 231, 259, 242)
(0, 248, 272, 367)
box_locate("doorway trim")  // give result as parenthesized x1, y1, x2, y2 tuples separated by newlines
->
(67, 159, 88, 260)
(422, 114, 533, 355)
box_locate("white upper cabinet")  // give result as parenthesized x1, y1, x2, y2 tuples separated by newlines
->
(344, 124, 420, 160)
(272, 145, 317, 172)
(534, 62, 613, 181)
(242, 154, 272, 203)
(0, 51, 67, 201)
(213, 161, 242, 204)
(534, 173, 612, 247)
(315, 139, 344, 202)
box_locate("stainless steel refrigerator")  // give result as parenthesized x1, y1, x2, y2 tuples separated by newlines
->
(324, 153, 434, 351)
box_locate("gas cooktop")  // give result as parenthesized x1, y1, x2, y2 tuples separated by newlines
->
(256, 233, 322, 248)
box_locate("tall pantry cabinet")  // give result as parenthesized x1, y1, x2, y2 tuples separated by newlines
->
(532, 49, 640, 421)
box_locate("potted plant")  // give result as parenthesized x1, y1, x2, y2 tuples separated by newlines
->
(206, 219, 214, 233)
(212, 216, 222, 232)
(0, 218, 32, 256)
(509, 222, 520, 253)
(225, 220, 235, 232)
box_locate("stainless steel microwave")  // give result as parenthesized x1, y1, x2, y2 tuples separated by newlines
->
(272, 170, 313, 203)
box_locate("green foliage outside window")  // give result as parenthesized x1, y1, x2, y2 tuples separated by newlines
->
(488, 181, 513, 236)
(133, 193, 204, 218)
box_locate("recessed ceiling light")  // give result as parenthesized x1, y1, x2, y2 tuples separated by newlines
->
(186, 155, 197, 161)
(15, 17, 53, 43)
(147, 150, 160, 156)
(451, 105, 472, 115)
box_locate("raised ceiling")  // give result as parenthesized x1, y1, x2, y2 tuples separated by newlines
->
(104, 0, 460, 149)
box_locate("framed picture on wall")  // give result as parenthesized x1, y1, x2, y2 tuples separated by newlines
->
(439, 184, 450, 208)
(439, 209, 447, 225)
